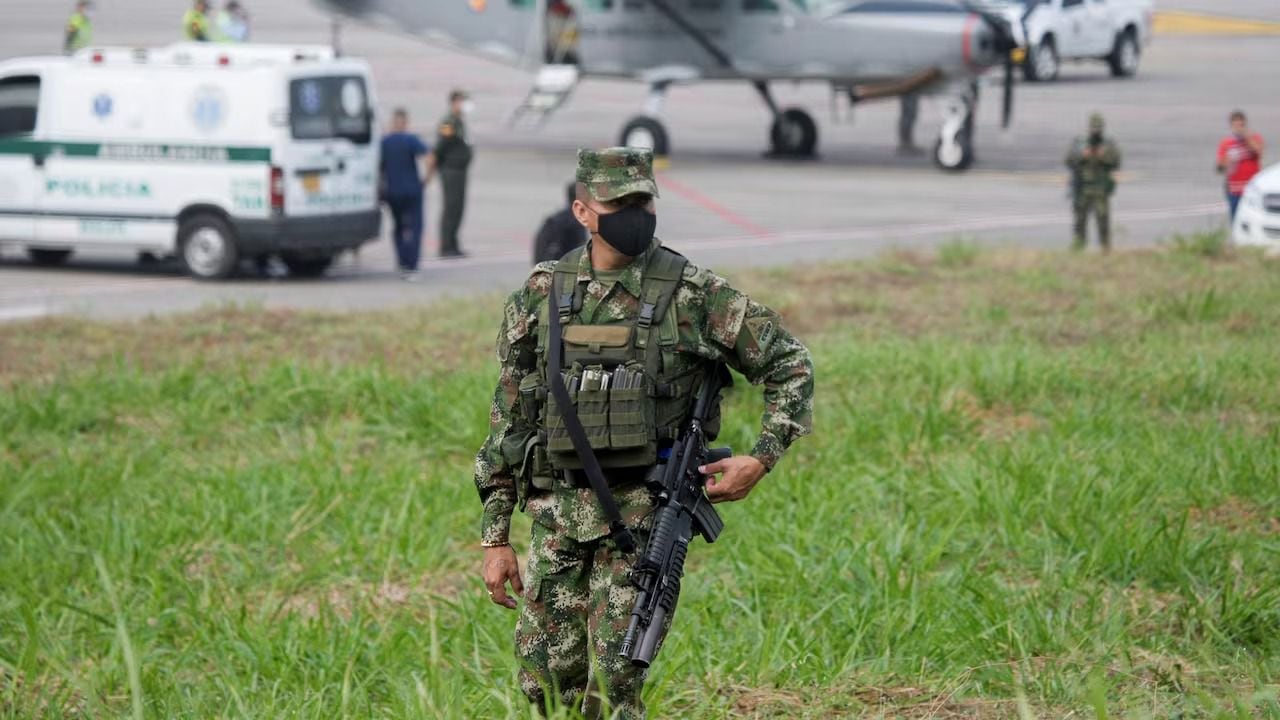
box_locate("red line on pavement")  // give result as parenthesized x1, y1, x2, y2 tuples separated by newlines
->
(656, 171, 774, 238)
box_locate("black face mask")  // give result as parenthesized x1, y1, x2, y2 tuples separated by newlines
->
(1089, 131, 1103, 145)
(595, 205, 656, 257)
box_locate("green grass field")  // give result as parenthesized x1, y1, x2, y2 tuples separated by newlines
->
(2, 241, 1278, 718)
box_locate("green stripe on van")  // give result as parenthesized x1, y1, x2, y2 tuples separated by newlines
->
(0, 138, 271, 163)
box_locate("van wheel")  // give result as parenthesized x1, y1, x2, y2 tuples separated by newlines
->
(281, 251, 335, 278)
(28, 248, 73, 266)
(1024, 37, 1059, 82)
(179, 214, 239, 280)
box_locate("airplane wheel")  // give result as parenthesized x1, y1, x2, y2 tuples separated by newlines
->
(620, 116, 670, 156)
(934, 126, 974, 172)
(770, 108, 818, 157)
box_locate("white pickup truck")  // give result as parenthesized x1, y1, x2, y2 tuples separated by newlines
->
(984, 0, 1155, 82)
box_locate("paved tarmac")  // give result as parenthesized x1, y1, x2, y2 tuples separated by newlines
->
(0, 0, 1277, 321)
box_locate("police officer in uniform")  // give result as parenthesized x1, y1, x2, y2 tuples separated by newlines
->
(474, 147, 815, 719)
(425, 89, 474, 258)
(1066, 113, 1121, 251)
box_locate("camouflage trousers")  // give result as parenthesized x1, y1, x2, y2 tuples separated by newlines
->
(515, 516, 671, 719)
(1072, 194, 1111, 250)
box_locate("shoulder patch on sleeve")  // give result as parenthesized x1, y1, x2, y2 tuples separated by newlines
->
(745, 315, 777, 351)
(680, 263, 713, 288)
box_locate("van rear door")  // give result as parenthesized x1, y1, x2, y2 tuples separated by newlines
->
(0, 75, 41, 246)
(283, 73, 377, 220)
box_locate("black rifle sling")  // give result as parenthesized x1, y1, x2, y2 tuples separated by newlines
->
(546, 271, 637, 554)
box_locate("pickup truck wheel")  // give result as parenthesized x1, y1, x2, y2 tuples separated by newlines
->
(179, 214, 239, 280)
(280, 251, 335, 278)
(1108, 31, 1140, 77)
(1024, 37, 1059, 82)
(27, 248, 73, 266)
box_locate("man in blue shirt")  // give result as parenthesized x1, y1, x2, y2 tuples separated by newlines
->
(381, 108, 430, 278)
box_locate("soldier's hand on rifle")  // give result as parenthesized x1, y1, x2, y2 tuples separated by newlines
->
(482, 545, 524, 610)
(701, 456, 766, 503)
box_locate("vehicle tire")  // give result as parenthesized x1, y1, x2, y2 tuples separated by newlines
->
(619, 116, 670, 157)
(280, 251, 335, 278)
(27, 248, 73, 266)
(1024, 36, 1059, 82)
(934, 126, 975, 172)
(769, 108, 818, 157)
(1107, 30, 1140, 77)
(179, 214, 239, 280)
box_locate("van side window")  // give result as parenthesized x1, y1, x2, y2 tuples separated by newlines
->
(0, 76, 39, 138)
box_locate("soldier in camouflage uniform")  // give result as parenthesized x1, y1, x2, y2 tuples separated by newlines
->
(474, 147, 815, 718)
(1066, 113, 1122, 251)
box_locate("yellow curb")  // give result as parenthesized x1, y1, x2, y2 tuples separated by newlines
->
(653, 156, 671, 170)
(1154, 10, 1280, 36)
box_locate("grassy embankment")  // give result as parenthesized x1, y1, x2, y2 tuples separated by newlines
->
(2, 237, 1278, 718)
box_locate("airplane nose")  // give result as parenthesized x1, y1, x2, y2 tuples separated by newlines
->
(968, 20, 1000, 67)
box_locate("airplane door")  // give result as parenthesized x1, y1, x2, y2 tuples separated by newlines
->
(1059, 0, 1088, 57)
(0, 75, 41, 247)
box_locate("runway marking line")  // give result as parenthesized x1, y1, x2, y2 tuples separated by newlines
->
(1154, 11, 1280, 36)
(654, 171, 775, 238)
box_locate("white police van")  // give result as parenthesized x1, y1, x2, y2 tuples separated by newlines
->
(0, 43, 381, 279)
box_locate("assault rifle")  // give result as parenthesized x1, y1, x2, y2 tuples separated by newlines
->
(619, 363, 732, 668)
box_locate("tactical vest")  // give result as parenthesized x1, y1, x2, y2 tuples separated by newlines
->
(516, 244, 721, 486)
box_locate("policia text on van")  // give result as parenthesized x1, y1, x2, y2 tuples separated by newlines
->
(0, 43, 381, 279)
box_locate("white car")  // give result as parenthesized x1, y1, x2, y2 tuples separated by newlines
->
(984, 0, 1155, 82)
(1233, 164, 1280, 249)
(0, 43, 381, 279)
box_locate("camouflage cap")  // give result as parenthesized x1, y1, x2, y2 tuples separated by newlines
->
(1089, 113, 1105, 131)
(575, 147, 660, 202)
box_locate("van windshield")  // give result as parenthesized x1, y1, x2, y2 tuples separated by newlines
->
(289, 76, 371, 144)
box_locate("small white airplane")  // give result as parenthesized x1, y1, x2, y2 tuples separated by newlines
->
(318, 0, 1029, 171)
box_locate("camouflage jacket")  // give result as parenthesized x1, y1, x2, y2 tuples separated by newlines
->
(1065, 137, 1121, 196)
(473, 239, 815, 545)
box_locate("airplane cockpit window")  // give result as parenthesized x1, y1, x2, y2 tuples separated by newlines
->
(742, 0, 780, 11)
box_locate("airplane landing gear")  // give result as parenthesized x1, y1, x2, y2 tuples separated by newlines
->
(620, 116, 670, 156)
(619, 82, 671, 155)
(770, 108, 818, 158)
(754, 81, 817, 158)
(934, 95, 975, 171)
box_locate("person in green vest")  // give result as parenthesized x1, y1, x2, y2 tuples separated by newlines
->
(64, 1, 93, 55)
(183, 0, 212, 42)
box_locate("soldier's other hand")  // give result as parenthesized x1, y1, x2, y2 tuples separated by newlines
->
(701, 456, 766, 503)
(482, 545, 523, 610)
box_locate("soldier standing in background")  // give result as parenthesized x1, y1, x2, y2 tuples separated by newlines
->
(1066, 113, 1121, 252)
(425, 89, 474, 259)
(474, 147, 814, 718)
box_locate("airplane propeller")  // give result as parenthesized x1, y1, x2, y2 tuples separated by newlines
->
(962, 1, 1028, 129)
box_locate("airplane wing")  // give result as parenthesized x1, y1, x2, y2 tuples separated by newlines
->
(317, 0, 543, 68)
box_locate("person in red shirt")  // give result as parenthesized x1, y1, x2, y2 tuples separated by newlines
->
(1217, 110, 1265, 219)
